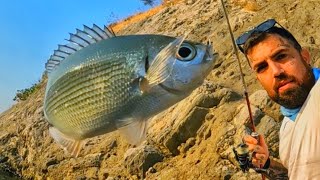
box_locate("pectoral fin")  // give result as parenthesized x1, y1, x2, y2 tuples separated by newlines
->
(49, 127, 83, 157)
(144, 35, 187, 88)
(117, 118, 149, 146)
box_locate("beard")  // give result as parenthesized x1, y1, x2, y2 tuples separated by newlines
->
(272, 85, 310, 109)
(270, 68, 315, 109)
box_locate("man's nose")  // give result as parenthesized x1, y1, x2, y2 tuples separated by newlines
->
(269, 62, 284, 77)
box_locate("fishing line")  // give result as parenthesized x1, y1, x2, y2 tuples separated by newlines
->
(219, 0, 255, 132)
(219, 0, 265, 179)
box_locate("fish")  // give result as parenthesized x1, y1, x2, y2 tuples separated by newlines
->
(43, 24, 218, 157)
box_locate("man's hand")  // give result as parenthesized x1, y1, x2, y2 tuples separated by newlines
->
(243, 134, 269, 168)
(242, 134, 288, 179)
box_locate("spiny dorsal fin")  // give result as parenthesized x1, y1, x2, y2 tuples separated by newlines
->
(105, 25, 116, 38)
(45, 24, 116, 73)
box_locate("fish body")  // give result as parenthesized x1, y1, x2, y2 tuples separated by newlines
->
(44, 25, 218, 156)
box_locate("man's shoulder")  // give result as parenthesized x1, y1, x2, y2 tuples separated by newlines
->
(310, 78, 320, 95)
(280, 116, 293, 135)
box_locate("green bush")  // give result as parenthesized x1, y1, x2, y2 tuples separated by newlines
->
(13, 81, 41, 101)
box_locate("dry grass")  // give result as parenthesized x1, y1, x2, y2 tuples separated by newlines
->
(110, 0, 183, 33)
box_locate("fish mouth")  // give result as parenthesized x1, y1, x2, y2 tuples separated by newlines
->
(205, 40, 217, 61)
(159, 83, 182, 95)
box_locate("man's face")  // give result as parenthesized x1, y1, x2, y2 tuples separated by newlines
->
(247, 34, 314, 108)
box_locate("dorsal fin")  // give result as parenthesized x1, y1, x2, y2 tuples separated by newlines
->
(45, 24, 116, 73)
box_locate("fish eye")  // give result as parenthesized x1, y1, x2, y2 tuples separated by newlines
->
(176, 43, 197, 61)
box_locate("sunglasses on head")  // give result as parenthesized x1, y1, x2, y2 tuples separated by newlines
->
(236, 19, 285, 53)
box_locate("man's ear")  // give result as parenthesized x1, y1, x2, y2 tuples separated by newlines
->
(301, 48, 311, 64)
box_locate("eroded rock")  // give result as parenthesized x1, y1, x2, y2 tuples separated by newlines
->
(123, 144, 163, 177)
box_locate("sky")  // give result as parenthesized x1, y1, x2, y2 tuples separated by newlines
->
(0, 0, 160, 113)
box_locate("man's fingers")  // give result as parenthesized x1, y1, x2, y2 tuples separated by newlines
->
(243, 135, 263, 151)
(252, 154, 266, 167)
(259, 135, 268, 148)
(254, 145, 266, 153)
(243, 135, 258, 145)
(255, 153, 267, 161)
(246, 144, 265, 152)
(247, 144, 256, 151)
(252, 158, 263, 167)
(252, 153, 268, 167)
(242, 134, 270, 168)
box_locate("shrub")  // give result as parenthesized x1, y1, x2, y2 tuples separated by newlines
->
(13, 81, 41, 101)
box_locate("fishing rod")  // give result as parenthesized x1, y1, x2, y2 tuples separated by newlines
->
(219, 0, 255, 132)
(219, 0, 265, 179)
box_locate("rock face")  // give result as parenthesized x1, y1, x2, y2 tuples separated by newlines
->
(1, 0, 320, 179)
(123, 144, 163, 177)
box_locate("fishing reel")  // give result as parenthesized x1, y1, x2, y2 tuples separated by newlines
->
(233, 132, 268, 173)
(233, 142, 253, 172)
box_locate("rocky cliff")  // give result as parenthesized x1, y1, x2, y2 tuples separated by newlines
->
(1, 0, 320, 179)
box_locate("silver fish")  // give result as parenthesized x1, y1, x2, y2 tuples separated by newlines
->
(43, 25, 218, 156)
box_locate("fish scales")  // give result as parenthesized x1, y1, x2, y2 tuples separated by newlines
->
(46, 60, 128, 113)
(48, 59, 123, 99)
(47, 59, 125, 102)
(48, 61, 115, 100)
(44, 28, 218, 156)
(45, 59, 136, 137)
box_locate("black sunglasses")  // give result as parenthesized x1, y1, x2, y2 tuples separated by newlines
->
(236, 19, 285, 53)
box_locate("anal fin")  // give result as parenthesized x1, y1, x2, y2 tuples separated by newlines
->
(117, 119, 149, 146)
(49, 127, 83, 157)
